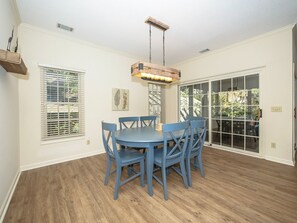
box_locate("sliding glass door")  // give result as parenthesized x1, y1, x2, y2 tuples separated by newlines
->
(180, 82, 209, 141)
(178, 73, 260, 153)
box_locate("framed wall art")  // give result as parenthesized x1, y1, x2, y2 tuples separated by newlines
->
(112, 88, 129, 111)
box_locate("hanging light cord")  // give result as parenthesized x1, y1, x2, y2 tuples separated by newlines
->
(149, 24, 152, 63)
(163, 30, 165, 66)
(149, 23, 166, 66)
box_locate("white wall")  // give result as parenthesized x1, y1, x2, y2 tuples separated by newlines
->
(18, 24, 149, 169)
(165, 26, 294, 165)
(0, 0, 20, 219)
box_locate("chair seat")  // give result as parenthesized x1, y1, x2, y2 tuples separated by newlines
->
(154, 147, 180, 166)
(119, 150, 145, 164)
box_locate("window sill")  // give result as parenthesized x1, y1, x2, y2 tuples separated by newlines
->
(41, 136, 85, 145)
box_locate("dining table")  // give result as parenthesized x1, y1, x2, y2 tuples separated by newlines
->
(115, 126, 164, 196)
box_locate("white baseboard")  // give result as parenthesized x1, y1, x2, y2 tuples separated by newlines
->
(21, 150, 105, 171)
(0, 168, 21, 222)
(265, 156, 295, 166)
(208, 146, 295, 166)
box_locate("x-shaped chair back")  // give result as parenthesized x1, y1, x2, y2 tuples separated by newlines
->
(140, 115, 157, 128)
(119, 117, 139, 130)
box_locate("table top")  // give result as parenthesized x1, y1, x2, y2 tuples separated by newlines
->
(115, 127, 164, 143)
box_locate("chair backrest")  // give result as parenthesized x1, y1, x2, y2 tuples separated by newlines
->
(186, 115, 206, 124)
(140, 115, 157, 128)
(102, 121, 120, 160)
(119, 117, 139, 130)
(162, 121, 190, 164)
(187, 120, 207, 158)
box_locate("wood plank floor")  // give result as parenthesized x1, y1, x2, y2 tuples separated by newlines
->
(4, 148, 297, 223)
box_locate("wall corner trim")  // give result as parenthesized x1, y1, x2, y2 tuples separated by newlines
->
(0, 168, 21, 222)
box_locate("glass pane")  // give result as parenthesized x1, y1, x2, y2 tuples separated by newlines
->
(180, 95, 189, 107)
(202, 94, 208, 106)
(222, 134, 231, 147)
(246, 121, 259, 137)
(59, 121, 69, 135)
(58, 87, 67, 102)
(221, 106, 232, 119)
(180, 86, 189, 95)
(222, 120, 232, 133)
(212, 132, 221, 145)
(201, 107, 208, 118)
(233, 76, 244, 90)
(47, 104, 58, 120)
(180, 108, 189, 121)
(205, 130, 209, 142)
(193, 84, 201, 95)
(193, 95, 202, 107)
(70, 120, 79, 134)
(232, 90, 247, 105)
(233, 135, 244, 149)
(211, 80, 220, 93)
(246, 106, 259, 120)
(212, 119, 221, 132)
(68, 87, 78, 102)
(202, 83, 209, 94)
(204, 118, 209, 129)
(246, 137, 259, 153)
(221, 78, 231, 92)
(47, 86, 58, 102)
(47, 121, 58, 136)
(233, 121, 244, 135)
(193, 107, 202, 116)
(211, 93, 220, 106)
(246, 74, 259, 90)
(211, 106, 220, 118)
(219, 92, 231, 107)
(59, 112, 69, 119)
(247, 89, 259, 106)
(233, 105, 245, 119)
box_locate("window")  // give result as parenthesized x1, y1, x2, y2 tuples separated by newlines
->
(40, 66, 85, 141)
(148, 83, 162, 123)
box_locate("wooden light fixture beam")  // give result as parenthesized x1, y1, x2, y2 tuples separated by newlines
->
(145, 17, 169, 31)
(131, 17, 181, 84)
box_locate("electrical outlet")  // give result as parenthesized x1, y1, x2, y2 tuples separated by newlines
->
(87, 139, 90, 145)
(271, 106, 282, 112)
(271, 142, 276, 149)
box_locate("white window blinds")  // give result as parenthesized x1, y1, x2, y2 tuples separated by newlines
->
(40, 66, 85, 141)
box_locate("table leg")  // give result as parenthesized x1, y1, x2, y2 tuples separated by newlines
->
(147, 145, 154, 196)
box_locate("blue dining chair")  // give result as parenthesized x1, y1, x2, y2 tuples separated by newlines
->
(119, 116, 147, 155)
(119, 117, 139, 130)
(186, 115, 206, 123)
(140, 115, 157, 128)
(101, 121, 145, 200)
(153, 121, 190, 200)
(186, 119, 207, 187)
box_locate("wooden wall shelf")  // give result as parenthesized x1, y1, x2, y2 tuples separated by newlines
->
(0, 49, 27, 75)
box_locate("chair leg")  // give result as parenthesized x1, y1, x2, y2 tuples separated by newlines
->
(104, 157, 111, 185)
(194, 155, 199, 170)
(140, 159, 145, 187)
(161, 167, 168, 200)
(198, 155, 205, 177)
(186, 157, 192, 187)
(114, 166, 122, 200)
(180, 160, 188, 189)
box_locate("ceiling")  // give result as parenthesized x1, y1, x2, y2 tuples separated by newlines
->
(15, 0, 297, 65)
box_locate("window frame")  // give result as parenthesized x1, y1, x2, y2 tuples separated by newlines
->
(40, 65, 85, 141)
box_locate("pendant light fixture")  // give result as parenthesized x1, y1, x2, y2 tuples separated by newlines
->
(131, 17, 181, 84)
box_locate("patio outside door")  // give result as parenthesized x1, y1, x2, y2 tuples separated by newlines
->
(179, 73, 260, 154)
